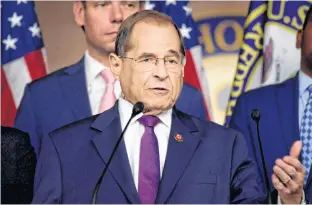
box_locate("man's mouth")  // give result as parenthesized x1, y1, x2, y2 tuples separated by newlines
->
(150, 87, 169, 95)
(107, 31, 117, 35)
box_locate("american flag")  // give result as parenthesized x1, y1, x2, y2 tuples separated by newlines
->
(1, 0, 47, 127)
(146, 0, 212, 120)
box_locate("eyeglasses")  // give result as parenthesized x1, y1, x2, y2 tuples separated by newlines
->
(119, 55, 183, 71)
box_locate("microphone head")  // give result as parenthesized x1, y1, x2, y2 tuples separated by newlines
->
(132, 102, 144, 116)
(251, 109, 261, 122)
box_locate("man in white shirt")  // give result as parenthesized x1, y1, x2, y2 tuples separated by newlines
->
(32, 10, 267, 204)
(15, 1, 207, 156)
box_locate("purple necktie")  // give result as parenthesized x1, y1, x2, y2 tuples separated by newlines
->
(138, 115, 160, 204)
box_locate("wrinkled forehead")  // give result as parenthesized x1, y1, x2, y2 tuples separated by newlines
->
(83, 0, 142, 6)
(128, 21, 181, 54)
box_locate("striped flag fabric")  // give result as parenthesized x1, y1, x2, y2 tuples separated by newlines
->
(225, 1, 312, 125)
(1, 0, 47, 126)
(146, 0, 213, 120)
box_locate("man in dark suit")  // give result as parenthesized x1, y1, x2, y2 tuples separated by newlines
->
(32, 10, 266, 204)
(14, 1, 207, 156)
(1, 126, 37, 204)
(229, 6, 312, 204)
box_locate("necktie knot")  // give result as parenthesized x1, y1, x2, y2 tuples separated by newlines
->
(100, 70, 115, 84)
(98, 69, 116, 113)
(139, 115, 160, 128)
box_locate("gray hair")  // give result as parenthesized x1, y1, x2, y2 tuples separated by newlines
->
(115, 10, 186, 58)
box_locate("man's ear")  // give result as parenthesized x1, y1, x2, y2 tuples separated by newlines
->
(296, 30, 303, 49)
(109, 53, 122, 80)
(73, 1, 85, 27)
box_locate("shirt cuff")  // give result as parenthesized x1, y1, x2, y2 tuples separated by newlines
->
(277, 191, 306, 204)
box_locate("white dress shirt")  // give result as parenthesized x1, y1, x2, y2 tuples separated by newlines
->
(85, 51, 121, 115)
(118, 98, 172, 190)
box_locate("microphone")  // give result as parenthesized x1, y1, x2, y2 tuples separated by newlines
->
(92, 102, 144, 204)
(251, 109, 272, 204)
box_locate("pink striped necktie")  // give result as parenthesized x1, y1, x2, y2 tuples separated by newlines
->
(98, 70, 116, 113)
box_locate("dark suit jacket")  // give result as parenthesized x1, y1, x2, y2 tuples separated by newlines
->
(14, 57, 207, 155)
(32, 103, 265, 204)
(1, 126, 37, 204)
(229, 74, 312, 203)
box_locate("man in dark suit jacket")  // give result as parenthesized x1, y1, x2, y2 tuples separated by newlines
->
(32, 10, 266, 204)
(229, 6, 312, 204)
(1, 126, 37, 204)
(14, 1, 207, 156)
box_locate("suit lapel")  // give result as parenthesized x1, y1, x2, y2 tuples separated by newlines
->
(276, 74, 300, 152)
(156, 109, 200, 204)
(59, 58, 92, 120)
(91, 103, 141, 204)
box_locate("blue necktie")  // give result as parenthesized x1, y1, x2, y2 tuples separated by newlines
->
(300, 85, 312, 185)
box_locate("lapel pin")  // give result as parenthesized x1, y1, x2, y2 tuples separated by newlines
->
(174, 134, 183, 142)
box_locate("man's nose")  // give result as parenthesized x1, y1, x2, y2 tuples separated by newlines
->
(110, 2, 124, 23)
(153, 60, 169, 80)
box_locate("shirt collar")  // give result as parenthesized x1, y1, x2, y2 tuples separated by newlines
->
(299, 70, 312, 97)
(118, 98, 172, 129)
(84, 50, 107, 86)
